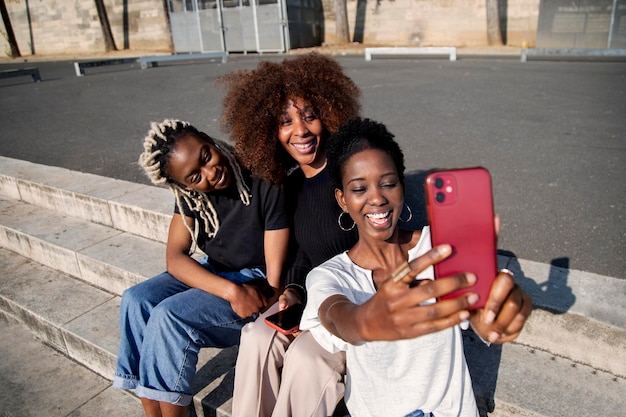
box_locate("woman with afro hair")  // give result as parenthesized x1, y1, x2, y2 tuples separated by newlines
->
(218, 53, 361, 417)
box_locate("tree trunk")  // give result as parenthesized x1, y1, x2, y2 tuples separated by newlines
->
(335, 0, 350, 45)
(0, 0, 21, 58)
(162, 0, 174, 51)
(94, 0, 117, 51)
(486, 0, 503, 46)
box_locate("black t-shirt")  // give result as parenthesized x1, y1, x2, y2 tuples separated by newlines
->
(174, 174, 288, 273)
(284, 167, 359, 295)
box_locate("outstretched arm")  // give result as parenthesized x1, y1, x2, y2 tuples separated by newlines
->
(318, 245, 479, 344)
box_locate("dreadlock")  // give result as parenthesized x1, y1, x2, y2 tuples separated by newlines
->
(138, 119, 251, 247)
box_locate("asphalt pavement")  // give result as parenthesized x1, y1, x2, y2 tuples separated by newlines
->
(0, 50, 625, 279)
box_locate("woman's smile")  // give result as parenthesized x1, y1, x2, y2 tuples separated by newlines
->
(365, 210, 393, 229)
(213, 167, 228, 188)
(336, 148, 404, 240)
(290, 138, 317, 154)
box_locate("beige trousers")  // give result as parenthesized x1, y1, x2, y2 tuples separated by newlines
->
(232, 302, 346, 417)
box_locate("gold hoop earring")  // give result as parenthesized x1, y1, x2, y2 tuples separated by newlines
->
(399, 203, 413, 222)
(338, 212, 355, 231)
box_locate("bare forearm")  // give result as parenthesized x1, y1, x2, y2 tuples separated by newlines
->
(264, 228, 290, 289)
(165, 213, 239, 301)
(319, 295, 367, 344)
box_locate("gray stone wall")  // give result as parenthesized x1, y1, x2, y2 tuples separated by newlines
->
(0, 0, 171, 57)
(322, 0, 540, 47)
(0, 0, 540, 58)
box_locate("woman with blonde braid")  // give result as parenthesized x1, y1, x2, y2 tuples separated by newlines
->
(113, 119, 290, 417)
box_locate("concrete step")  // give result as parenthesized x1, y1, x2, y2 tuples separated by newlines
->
(0, 155, 172, 244)
(500, 257, 626, 378)
(0, 156, 236, 416)
(465, 333, 626, 417)
(0, 196, 164, 295)
(2, 248, 625, 417)
(0, 241, 235, 417)
(0, 314, 145, 417)
(0, 155, 625, 416)
(2, 155, 625, 375)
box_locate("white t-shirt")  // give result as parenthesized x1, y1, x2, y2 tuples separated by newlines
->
(300, 227, 478, 417)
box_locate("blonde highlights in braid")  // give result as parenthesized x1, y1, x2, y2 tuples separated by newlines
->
(139, 119, 251, 246)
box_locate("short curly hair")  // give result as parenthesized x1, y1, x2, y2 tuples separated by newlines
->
(218, 53, 361, 184)
(327, 117, 406, 192)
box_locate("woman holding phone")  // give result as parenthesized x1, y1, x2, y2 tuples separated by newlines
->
(300, 117, 532, 417)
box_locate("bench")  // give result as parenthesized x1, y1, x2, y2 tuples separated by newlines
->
(73, 52, 228, 76)
(365, 47, 457, 61)
(0, 67, 41, 82)
(521, 48, 626, 62)
(74, 58, 139, 76)
(139, 52, 228, 69)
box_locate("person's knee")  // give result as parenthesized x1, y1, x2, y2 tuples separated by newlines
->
(147, 303, 177, 330)
(240, 319, 268, 348)
(120, 285, 145, 313)
(283, 335, 315, 368)
(286, 334, 345, 373)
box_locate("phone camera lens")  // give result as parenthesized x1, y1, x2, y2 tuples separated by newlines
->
(436, 192, 445, 203)
(434, 178, 444, 189)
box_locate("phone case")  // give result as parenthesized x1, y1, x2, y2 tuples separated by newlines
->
(264, 304, 305, 335)
(424, 167, 497, 310)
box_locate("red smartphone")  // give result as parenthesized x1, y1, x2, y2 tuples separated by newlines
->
(424, 167, 497, 310)
(264, 304, 305, 334)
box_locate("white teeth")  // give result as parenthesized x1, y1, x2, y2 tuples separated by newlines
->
(367, 212, 389, 219)
(292, 141, 313, 149)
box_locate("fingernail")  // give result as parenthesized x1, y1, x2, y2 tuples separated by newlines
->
(488, 331, 499, 343)
(467, 273, 477, 285)
(484, 310, 496, 325)
(459, 310, 470, 321)
(467, 293, 479, 305)
(436, 245, 452, 257)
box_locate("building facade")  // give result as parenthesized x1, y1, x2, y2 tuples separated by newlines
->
(8, 0, 621, 58)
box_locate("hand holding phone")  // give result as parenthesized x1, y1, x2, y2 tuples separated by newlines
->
(424, 167, 497, 310)
(264, 303, 305, 334)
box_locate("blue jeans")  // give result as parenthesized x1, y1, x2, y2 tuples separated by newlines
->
(112, 259, 264, 405)
(405, 410, 432, 417)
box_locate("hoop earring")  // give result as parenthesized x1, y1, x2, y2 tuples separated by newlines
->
(338, 211, 355, 231)
(399, 203, 413, 222)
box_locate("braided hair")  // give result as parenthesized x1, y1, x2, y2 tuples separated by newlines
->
(138, 119, 251, 246)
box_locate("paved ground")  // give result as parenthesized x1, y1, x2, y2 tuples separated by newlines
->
(0, 49, 625, 279)
(0, 315, 143, 417)
(1, 47, 625, 417)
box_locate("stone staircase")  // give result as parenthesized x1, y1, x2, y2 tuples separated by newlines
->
(0, 155, 625, 417)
